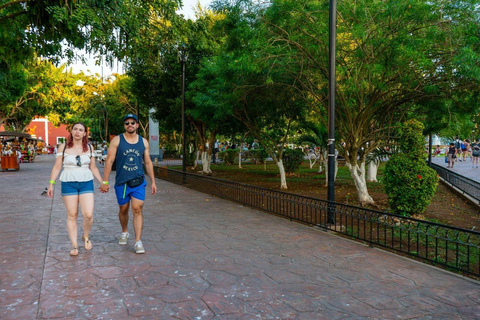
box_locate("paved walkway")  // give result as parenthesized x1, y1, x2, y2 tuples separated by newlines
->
(431, 155, 480, 183)
(1, 156, 479, 320)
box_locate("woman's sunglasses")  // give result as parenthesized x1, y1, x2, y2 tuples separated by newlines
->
(76, 155, 81, 167)
(124, 121, 136, 126)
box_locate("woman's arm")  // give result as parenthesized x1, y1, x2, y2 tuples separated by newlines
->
(88, 145, 104, 184)
(47, 144, 65, 198)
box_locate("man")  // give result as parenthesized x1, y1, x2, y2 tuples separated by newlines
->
(471, 139, 480, 168)
(100, 114, 157, 253)
(212, 139, 219, 163)
(251, 139, 259, 150)
(454, 137, 462, 162)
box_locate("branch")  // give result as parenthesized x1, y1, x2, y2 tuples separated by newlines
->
(0, 0, 26, 10)
(0, 9, 26, 23)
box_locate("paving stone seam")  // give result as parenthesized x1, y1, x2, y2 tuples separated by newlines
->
(35, 192, 56, 319)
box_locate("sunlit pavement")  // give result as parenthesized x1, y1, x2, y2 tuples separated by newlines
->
(1, 156, 479, 319)
(431, 155, 480, 183)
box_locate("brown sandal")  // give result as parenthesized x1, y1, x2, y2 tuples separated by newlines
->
(82, 235, 92, 251)
(70, 246, 79, 256)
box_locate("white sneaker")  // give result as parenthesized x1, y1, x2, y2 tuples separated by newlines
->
(135, 241, 145, 254)
(119, 232, 129, 245)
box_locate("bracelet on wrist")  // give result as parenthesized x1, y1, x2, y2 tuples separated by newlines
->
(49, 180, 55, 185)
(102, 181, 109, 185)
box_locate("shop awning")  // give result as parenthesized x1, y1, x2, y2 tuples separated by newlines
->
(0, 131, 32, 138)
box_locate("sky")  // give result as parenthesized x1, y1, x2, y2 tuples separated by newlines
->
(63, 0, 212, 77)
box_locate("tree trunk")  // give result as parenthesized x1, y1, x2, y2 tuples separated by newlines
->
(193, 150, 201, 169)
(238, 150, 242, 168)
(366, 162, 378, 182)
(276, 159, 287, 189)
(201, 151, 212, 174)
(308, 152, 317, 169)
(346, 162, 375, 205)
(323, 159, 338, 186)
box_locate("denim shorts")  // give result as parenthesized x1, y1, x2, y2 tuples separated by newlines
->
(61, 180, 94, 196)
(114, 180, 147, 206)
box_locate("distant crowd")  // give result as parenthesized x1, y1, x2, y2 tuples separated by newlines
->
(435, 137, 480, 169)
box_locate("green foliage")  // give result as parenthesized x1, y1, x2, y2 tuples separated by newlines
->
(163, 146, 179, 159)
(185, 151, 196, 167)
(398, 120, 426, 160)
(282, 148, 304, 174)
(218, 148, 239, 165)
(249, 148, 268, 164)
(384, 121, 438, 216)
(261, 0, 480, 198)
(1, 0, 181, 67)
(0, 62, 27, 106)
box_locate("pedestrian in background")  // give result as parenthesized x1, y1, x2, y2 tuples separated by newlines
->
(447, 142, 457, 168)
(471, 139, 480, 168)
(47, 123, 104, 256)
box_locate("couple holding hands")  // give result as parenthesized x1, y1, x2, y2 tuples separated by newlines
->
(47, 114, 157, 256)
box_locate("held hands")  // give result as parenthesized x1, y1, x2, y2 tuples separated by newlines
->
(99, 183, 110, 193)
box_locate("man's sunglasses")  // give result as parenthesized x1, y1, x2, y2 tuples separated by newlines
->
(124, 121, 136, 126)
(76, 155, 81, 167)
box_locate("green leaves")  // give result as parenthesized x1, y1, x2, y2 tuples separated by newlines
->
(384, 120, 439, 216)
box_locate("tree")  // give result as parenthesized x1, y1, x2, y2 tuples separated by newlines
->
(128, 5, 232, 174)
(261, 0, 480, 204)
(194, 0, 309, 188)
(0, 59, 85, 131)
(0, 0, 182, 67)
(84, 75, 139, 142)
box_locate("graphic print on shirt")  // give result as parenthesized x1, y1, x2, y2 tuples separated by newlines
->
(122, 148, 141, 172)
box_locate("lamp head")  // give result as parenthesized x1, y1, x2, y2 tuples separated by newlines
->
(178, 43, 188, 62)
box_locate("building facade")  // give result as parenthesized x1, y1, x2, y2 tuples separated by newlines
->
(26, 118, 70, 147)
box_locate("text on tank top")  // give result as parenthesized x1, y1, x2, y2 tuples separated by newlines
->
(115, 134, 145, 186)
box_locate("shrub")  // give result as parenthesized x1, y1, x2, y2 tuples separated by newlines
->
(282, 148, 304, 174)
(218, 149, 239, 165)
(249, 148, 269, 164)
(384, 155, 438, 215)
(185, 151, 195, 167)
(163, 146, 179, 159)
(384, 120, 438, 216)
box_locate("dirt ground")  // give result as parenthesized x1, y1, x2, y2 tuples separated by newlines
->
(199, 163, 480, 230)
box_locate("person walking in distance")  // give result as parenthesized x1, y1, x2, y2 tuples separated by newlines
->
(447, 142, 457, 168)
(471, 139, 480, 168)
(100, 114, 157, 253)
(47, 123, 104, 256)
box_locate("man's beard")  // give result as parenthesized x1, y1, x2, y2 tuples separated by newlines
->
(126, 127, 136, 134)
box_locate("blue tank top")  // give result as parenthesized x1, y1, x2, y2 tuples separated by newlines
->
(115, 134, 145, 186)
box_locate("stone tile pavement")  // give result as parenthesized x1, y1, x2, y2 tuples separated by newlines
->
(0, 156, 479, 319)
(431, 155, 480, 183)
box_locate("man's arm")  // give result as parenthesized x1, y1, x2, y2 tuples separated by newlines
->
(143, 138, 157, 195)
(100, 136, 120, 193)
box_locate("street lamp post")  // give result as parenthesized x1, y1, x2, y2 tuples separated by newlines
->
(428, 133, 432, 166)
(179, 44, 188, 176)
(327, 0, 337, 224)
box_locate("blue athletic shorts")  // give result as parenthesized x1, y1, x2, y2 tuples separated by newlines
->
(61, 180, 94, 196)
(114, 180, 147, 206)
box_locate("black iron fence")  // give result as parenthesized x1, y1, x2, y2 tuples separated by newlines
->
(154, 167, 480, 277)
(429, 163, 480, 204)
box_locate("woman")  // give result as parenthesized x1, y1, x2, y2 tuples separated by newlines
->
(471, 139, 480, 168)
(447, 142, 456, 168)
(47, 123, 104, 256)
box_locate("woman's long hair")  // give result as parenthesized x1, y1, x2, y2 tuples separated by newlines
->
(66, 122, 89, 153)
